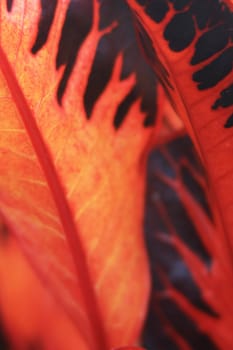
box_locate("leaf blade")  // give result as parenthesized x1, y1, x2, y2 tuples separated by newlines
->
(0, 1, 160, 348)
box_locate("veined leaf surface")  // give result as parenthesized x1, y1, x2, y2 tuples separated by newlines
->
(143, 134, 233, 349)
(0, 1, 162, 348)
(127, 0, 233, 275)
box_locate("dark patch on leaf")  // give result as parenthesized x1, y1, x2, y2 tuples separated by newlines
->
(31, 0, 93, 104)
(31, 0, 58, 54)
(136, 0, 232, 129)
(56, 0, 93, 103)
(6, 0, 14, 12)
(213, 82, 233, 128)
(7, 0, 158, 128)
(164, 11, 195, 52)
(114, 87, 137, 129)
(191, 25, 229, 65)
(212, 83, 233, 110)
(145, 0, 169, 23)
(193, 47, 233, 90)
(224, 113, 233, 128)
(190, 0, 222, 30)
(85, 0, 157, 128)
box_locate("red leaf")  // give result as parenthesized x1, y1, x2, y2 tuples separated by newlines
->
(0, 1, 163, 349)
(127, 0, 233, 298)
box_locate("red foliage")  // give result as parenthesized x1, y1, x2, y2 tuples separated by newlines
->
(0, 1, 161, 349)
(1, 1, 233, 350)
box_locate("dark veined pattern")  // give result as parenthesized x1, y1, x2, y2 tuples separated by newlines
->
(133, 0, 233, 128)
(84, 0, 158, 127)
(143, 135, 218, 350)
(6, 0, 158, 128)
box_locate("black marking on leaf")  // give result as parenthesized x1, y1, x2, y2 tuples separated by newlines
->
(224, 114, 233, 128)
(193, 47, 233, 90)
(7, 0, 158, 128)
(133, 0, 232, 128)
(56, 0, 93, 103)
(191, 25, 229, 65)
(85, 0, 158, 128)
(30, 0, 93, 104)
(6, 0, 14, 12)
(114, 88, 138, 129)
(31, 0, 58, 54)
(145, 0, 169, 24)
(84, 30, 117, 120)
(212, 83, 233, 110)
(190, 0, 222, 30)
(164, 11, 195, 52)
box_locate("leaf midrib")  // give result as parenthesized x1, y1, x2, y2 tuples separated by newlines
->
(0, 44, 109, 350)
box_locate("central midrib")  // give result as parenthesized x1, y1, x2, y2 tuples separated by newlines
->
(0, 45, 109, 350)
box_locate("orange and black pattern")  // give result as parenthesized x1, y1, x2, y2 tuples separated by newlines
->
(6, 0, 159, 128)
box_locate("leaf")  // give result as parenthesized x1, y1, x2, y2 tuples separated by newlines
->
(124, 3, 233, 347)
(0, 1, 163, 348)
(0, 227, 86, 350)
(143, 134, 233, 349)
(126, 0, 233, 268)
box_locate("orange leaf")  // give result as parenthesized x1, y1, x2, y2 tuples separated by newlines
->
(0, 1, 163, 349)
(0, 228, 86, 350)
